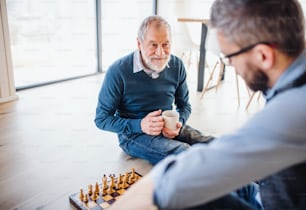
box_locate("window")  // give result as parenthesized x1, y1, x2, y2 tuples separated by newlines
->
(7, 0, 98, 89)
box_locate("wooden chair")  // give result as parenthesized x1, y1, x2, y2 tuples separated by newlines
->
(200, 63, 241, 107)
(245, 90, 263, 110)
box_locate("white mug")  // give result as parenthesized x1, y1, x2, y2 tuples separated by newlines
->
(162, 110, 179, 130)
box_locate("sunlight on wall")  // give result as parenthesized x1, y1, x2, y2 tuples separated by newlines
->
(101, 0, 152, 70)
(158, 0, 214, 57)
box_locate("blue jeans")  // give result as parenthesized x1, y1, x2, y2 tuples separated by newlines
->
(118, 125, 214, 165)
(158, 182, 264, 210)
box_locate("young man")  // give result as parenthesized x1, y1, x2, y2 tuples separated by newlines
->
(95, 15, 213, 165)
(108, 0, 306, 209)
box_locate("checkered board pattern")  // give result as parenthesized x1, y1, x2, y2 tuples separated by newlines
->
(69, 171, 142, 210)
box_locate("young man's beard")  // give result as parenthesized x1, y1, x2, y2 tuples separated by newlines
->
(247, 68, 269, 93)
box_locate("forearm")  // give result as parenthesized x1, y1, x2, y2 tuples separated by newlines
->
(151, 135, 306, 209)
(95, 113, 142, 134)
(176, 106, 191, 125)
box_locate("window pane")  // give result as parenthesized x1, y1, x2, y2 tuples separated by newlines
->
(7, 0, 97, 88)
(101, 0, 152, 70)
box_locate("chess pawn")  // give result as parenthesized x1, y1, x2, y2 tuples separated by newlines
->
(122, 172, 129, 188)
(131, 168, 136, 179)
(128, 174, 134, 185)
(116, 180, 122, 190)
(131, 168, 139, 182)
(110, 174, 115, 186)
(116, 174, 122, 190)
(102, 186, 107, 196)
(79, 188, 84, 202)
(83, 193, 89, 203)
(94, 182, 100, 196)
(91, 191, 98, 202)
(134, 174, 140, 182)
(88, 184, 93, 196)
(108, 186, 114, 194)
(108, 175, 115, 194)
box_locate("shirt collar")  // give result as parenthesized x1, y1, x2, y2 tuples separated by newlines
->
(265, 50, 306, 101)
(133, 50, 144, 73)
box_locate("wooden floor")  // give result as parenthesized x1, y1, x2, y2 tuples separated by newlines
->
(0, 67, 264, 210)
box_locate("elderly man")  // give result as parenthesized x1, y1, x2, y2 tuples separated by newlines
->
(95, 15, 213, 165)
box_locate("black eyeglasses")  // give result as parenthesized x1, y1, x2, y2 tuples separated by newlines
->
(219, 42, 273, 66)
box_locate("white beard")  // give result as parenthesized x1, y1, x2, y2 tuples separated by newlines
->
(143, 55, 170, 73)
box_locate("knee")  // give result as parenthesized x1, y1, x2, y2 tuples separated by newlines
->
(173, 142, 190, 154)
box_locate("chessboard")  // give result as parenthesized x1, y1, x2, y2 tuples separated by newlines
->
(69, 168, 142, 210)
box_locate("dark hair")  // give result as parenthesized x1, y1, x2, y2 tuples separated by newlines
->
(137, 15, 171, 42)
(210, 0, 305, 57)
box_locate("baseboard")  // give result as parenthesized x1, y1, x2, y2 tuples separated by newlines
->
(0, 95, 18, 104)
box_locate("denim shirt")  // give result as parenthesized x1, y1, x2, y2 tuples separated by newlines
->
(150, 50, 306, 209)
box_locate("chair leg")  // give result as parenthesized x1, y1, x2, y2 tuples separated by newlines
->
(181, 50, 194, 70)
(245, 91, 257, 110)
(257, 92, 262, 101)
(215, 60, 224, 92)
(200, 61, 219, 99)
(246, 84, 252, 97)
(245, 91, 263, 110)
(187, 50, 193, 69)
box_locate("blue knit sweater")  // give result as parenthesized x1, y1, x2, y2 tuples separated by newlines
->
(95, 52, 191, 134)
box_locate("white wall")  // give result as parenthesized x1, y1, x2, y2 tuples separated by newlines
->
(157, 0, 214, 57)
